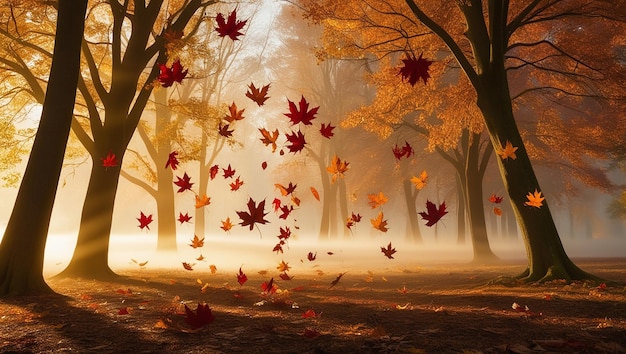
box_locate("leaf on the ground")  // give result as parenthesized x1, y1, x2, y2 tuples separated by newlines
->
(302, 328, 321, 338)
(184, 303, 215, 329)
(302, 309, 318, 318)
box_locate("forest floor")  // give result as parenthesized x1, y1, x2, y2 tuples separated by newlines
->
(1, 258, 625, 353)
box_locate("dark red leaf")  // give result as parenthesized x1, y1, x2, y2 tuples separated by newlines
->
(165, 151, 179, 170)
(381, 242, 397, 259)
(174, 172, 193, 193)
(178, 212, 192, 224)
(215, 9, 247, 41)
(399, 52, 432, 86)
(222, 164, 236, 179)
(246, 82, 270, 106)
(418, 200, 448, 227)
(236, 197, 269, 230)
(319, 122, 335, 139)
(137, 212, 153, 230)
(284, 95, 318, 125)
(184, 303, 215, 329)
(285, 129, 306, 153)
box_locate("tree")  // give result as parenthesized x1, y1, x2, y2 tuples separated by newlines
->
(0, 0, 88, 296)
(300, 0, 626, 280)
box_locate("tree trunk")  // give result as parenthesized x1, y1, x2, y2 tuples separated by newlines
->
(402, 179, 422, 243)
(337, 179, 351, 238)
(154, 89, 177, 251)
(57, 155, 121, 280)
(477, 70, 595, 281)
(0, 0, 87, 296)
(455, 174, 466, 244)
(465, 159, 498, 263)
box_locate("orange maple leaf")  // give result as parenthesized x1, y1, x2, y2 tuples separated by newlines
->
(367, 192, 388, 209)
(277, 260, 291, 273)
(410, 170, 428, 190)
(371, 211, 389, 232)
(221, 217, 233, 232)
(195, 194, 211, 208)
(223, 102, 245, 122)
(189, 234, 205, 249)
(259, 128, 279, 152)
(497, 140, 518, 160)
(246, 82, 270, 106)
(524, 189, 544, 208)
(326, 155, 350, 183)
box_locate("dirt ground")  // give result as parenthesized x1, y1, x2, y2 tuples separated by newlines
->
(1, 259, 625, 353)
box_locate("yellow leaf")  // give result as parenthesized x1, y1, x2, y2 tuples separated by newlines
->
(524, 189, 544, 208)
(367, 192, 388, 209)
(195, 194, 211, 208)
(277, 260, 291, 273)
(370, 211, 389, 232)
(497, 140, 518, 160)
(410, 170, 428, 190)
(326, 155, 350, 183)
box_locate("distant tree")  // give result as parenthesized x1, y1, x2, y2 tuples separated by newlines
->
(0, 0, 88, 296)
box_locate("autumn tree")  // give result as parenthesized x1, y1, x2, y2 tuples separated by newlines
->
(0, 0, 88, 296)
(300, 0, 626, 281)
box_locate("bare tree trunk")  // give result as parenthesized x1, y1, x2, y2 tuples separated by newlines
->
(0, 0, 88, 296)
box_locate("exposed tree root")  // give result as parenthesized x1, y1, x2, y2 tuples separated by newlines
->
(54, 264, 123, 282)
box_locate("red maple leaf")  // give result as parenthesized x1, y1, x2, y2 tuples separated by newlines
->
(174, 172, 193, 193)
(329, 272, 346, 289)
(184, 303, 215, 329)
(218, 122, 234, 137)
(392, 144, 405, 160)
(307, 251, 317, 262)
(137, 211, 153, 230)
(158, 59, 188, 87)
(223, 102, 245, 122)
(419, 200, 448, 227)
(392, 141, 413, 160)
(284, 95, 319, 125)
(402, 141, 414, 157)
(246, 82, 270, 106)
(279, 205, 293, 220)
(236, 267, 248, 286)
(236, 197, 269, 230)
(215, 9, 247, 41)
(272, 198, 281, 212)
(230, 176, 244, 191)
(278, 226, 291, 240)
(279, 272, 293, 280)
(351, 212, 362, 222)
(399, 52, 432, 86)
(285, 129, 306, 153)
(381, 242, 397, 259)
(488, 193, 504, 204)
(273, 242, 284, 254)
(302, 309, 317, 319)
(165, 151, 179, 170)
(319, 122, 335, 139)
(222, 164, 236, 179)
(101, 151, 118, 168)
(209, 164, 219, 180)
(178, 212, 192, 224)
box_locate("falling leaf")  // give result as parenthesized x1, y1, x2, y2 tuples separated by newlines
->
(196, 254, 205, 261)
(230, 176, 244, 191)
(279, 272, 293, 280)
(488, 193, 504, 204)
(261, 161, 268, 170)
(284, 95, 319, 125)
(101, 151, 118, 168)
(319, 122, 335, 139)
(174, 172, 194, 193)
(275, 182, 297, 196)
(392, 141, 414, 160)
(326, 155, 350, 183)
(419, 200, 448, 227)
(189, 235, 204, 249)
(223, 102, 245, 123)
(380, 242, 396, 259)
(410, 170, 428, 190)
(399, 52, 432, 86)
(165, 151, 179, 170)
(209, 164, 219, 180)
(209, 264, 217, 274)
(195, 194, 211, 208)
(261, 278, 277, 294)
(236, 197, 270, 230)
(329, 272, 346, 289)
(184, 303, 215, 329)
(222, 164, 236, 179)
(272, 198, 281, 212)
(285, 129, 306, 153)
(497, 140, 518, 160)
(368, 192, 388, 209)
(246, 82, 270, 106)
(307, 251, 317, 261)
(215, 9, 247, 41)
(182, 262, 195, 271)
(218, 122, 234, 137)
(371, 211, 389, 232)
(310, 187, 320, 201)
(221, 217, 233, 232)
(178, 212, 192, 224)
(493, 207, 503, 216)
(137, 212, 153, 230)
(259, 128, 279, 152)
(277, 260, 291, 273)
(236, 267, 248, 285)
(524, 189, 545, 208)
(158, 59, 188, 87)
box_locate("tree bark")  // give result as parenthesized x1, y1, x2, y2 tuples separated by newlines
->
(0, 0, 88, 296)
(402, 179, 423, 243)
